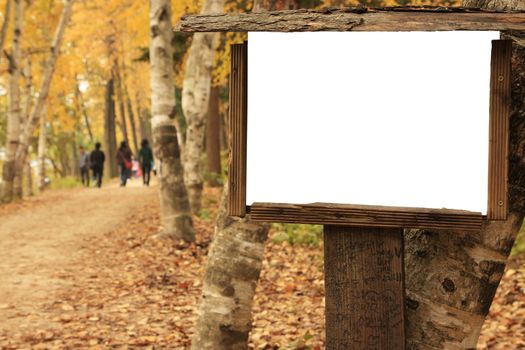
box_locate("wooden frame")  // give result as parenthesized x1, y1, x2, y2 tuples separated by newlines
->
(176, 7, 525, 33)
(227, 38, 512, 229)
(488, 40, 512, 220)
(228, 42, 248, 217)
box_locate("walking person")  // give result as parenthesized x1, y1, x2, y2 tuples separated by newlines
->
(79, 146, 90, 187)
(117, 141, 133, 187)
(138, 139, 154, 186)
(90, 142, 106, 188)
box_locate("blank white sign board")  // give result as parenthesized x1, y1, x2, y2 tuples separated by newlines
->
(246, 31, 500, 214)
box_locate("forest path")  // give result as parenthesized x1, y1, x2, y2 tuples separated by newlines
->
(0, 179, 157, 332)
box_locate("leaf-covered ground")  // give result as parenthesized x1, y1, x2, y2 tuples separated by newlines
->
(0, 183, 523, 349)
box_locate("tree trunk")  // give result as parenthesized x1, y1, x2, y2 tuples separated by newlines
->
(14, 0, 74, 192)
(71, 135, 79, 178)
(191, 184, 270, 350)
(104, 78, 118, 178)
(206, 85, 221, 187)
(404, 1, 525, 349)
(75, 80, 93, 142)
(150, 0, 194, 242)
(182, 0, 225, 215)
(192, 1, 274, 348)
(114, 62, 129, 145)
(136, 91, 152, 143)
(38, 110, 47, 190)
(25, 160, 33, 196)
(125, 85, 139, 154)
(13, 56, 33, 199)
(1, 0, 23, 203)
(0, 0, 11, 56)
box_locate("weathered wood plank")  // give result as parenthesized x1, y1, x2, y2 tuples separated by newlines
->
(487, 40, 512, 220)
(176, 7, 525, 33)
(324, 225, 405, 350)
(249, 202, 483, 230)
(227, 42, 248, 216)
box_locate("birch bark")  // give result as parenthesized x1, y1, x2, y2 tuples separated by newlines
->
(191, 1, 275, 347)
(13, 56, 33, 199)
(404, 1, 525, 348)
(0, 0, 11, 53)
(14, 0, 74, 192)
(37, 110, 46, 190)
(181, 0, 225, 215)
(191, 184, 270, 350)
(150, 0, 194, 242)
(1, 0, 23, 203)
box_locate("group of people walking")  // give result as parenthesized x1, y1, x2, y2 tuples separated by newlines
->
(79, 139, 154, 188)
(79, 142, 105, 188)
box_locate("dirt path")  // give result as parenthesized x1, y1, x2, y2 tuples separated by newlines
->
(0, 180, 158, 333)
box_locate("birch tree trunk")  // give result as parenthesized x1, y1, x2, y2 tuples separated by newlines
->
(37, 110, 46, 190)
(1, 0, 23, 203)
(25, 160, 33, 196)
(181, 0, 224, 215)
(192, 184, 270, 350)
(404, 1, 525, 348)
(0, 0, 11, 54)
(14, 0, 74, 190)
(13, 56, 33, 199)
(150, 0, 194, 242)
(192, 1, 274, 347)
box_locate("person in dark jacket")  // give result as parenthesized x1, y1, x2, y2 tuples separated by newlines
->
(116, 141, 133, 187)
(89, 142, 105, 188)
(138, 139, 154, 186)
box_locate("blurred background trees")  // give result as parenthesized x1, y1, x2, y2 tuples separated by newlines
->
(0, 0, 460, 204)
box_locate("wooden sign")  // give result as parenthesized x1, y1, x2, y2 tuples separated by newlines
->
(179, 12, 514, 350)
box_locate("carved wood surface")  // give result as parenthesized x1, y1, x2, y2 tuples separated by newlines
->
(488, 40, 512, 220)
(249, 202, 483, 230)
(324, 225, 405, 350)
(176, 7, 525, 32)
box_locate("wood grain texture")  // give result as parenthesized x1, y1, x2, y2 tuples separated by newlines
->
(324, 225, 405, 350)
(249, 202, 483, 231)
(176, 7, 525, 32)
(488, 39, 512, 221)
(228, 42, 248, 216)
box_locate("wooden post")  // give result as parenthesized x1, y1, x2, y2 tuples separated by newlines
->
(324, 225, 405, 350)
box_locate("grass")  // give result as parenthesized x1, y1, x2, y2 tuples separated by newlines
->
(511, 223, 525, 256)
(271, 223, 323, 246)
(49, 176, 82, 190)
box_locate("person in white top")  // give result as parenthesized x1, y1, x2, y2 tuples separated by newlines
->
(79, 146, 90, 187)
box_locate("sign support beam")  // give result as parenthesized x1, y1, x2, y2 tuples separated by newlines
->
(324, 225, 405, 350)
